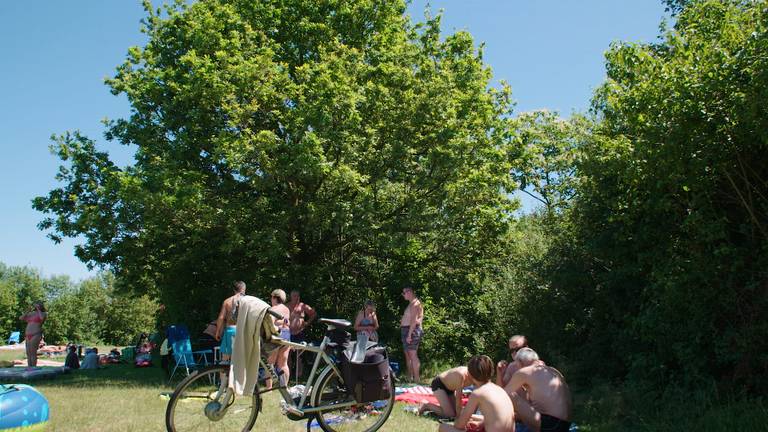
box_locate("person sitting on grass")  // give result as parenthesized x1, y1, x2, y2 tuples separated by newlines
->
(505, 348, 572, 432)
(64, 344, 80, 369)
(80, 347, 100, 369)
(439, 355, 515, 432)
(419, 365, 473, 418)
(496, 335, 529, 387)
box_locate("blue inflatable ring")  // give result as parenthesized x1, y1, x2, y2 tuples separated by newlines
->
(0, 384, 49, 431)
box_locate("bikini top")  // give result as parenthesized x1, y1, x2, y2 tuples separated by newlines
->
(25, 313, 44, 324)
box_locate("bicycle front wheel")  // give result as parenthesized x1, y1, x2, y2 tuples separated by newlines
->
(311, 366, 395, 432)
(165, 365, 260, 432)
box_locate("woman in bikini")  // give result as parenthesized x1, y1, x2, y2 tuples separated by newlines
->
(354, 300, 379, 342)
(19, 301, 47, 369)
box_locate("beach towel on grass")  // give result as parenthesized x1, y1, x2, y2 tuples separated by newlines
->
(395, 385, 470, 407)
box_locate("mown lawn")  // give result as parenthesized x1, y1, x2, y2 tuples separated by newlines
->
(2, 347, 766, 431)
(1, 347, 437, 432)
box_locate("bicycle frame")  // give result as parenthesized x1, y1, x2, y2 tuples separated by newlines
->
(256, 332, 355, 417)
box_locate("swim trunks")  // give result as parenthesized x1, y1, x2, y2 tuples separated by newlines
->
(430, 376, 451, 393)
(400, 325, 423, 351)
(220, 326, 236, 355)
(279, 328, 291, 340)
(540, 414, 571, 432)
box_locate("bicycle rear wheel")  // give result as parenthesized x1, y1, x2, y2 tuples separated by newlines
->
(311, 366, 395, 432)
(165, 365, 260, 432)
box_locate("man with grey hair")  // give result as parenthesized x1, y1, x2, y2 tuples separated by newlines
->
(505, 348, 573, 432)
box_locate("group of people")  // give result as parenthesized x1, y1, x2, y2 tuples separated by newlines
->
(423, 335, 572, 432)
(211, 282, 421, 385)
(213, 281, 318, 387)
(210, 283, 569, 432)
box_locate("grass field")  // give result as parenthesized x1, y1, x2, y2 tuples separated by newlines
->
(2, 347, 766, 431)
(1, 347, 437, 432)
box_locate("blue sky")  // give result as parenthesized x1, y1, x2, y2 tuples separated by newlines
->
(0, 1, 667, 281)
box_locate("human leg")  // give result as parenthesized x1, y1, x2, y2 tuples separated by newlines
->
(26, 333, 42, 367)
(509, 392, 541, 432)
(278, 346, 290, 386)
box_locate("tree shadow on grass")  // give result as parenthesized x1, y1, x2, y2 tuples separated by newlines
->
(32, 363, 177, 390)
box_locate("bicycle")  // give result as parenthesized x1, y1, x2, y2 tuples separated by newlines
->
(165, 313, 395, 432)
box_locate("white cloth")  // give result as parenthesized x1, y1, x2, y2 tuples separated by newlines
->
(228, 295, 276, 396)
(80, 352, 99, 369)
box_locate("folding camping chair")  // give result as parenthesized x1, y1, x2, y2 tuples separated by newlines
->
(166, 325, 213, 382)
(6, 332, 20, 345)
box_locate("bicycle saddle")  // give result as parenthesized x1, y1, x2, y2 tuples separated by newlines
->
(319, 318, 351, 329)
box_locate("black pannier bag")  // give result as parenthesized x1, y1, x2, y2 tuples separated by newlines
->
(326, 328, 351, 347)
(342, 347, 392, 403)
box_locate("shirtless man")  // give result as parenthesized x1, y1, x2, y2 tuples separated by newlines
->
(419, 365, 473, 418)
(215, 281, 246, 362)
(505, 348, 572, 432)
(401, 287, 424, 382)
(287, 290, 316, 343)
(286, 290, 316, 378)
(496, 335, 529, 387)
(439, 355, 515, 432)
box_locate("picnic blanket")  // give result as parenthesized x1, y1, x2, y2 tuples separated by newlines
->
(394, 385, 470, 407)
(0, 366, 68, 382)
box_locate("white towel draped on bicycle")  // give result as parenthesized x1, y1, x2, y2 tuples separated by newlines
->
(228, 295, 278, 396)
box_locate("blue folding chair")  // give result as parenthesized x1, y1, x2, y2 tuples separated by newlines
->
(167, 325, 213, 382)
(6, 331, 20, 345)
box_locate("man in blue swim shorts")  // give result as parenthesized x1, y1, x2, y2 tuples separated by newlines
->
(215, 281, 246, 362)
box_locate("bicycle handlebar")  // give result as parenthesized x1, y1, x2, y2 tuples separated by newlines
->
(267, 309, 284, 321)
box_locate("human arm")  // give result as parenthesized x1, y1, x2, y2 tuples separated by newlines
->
(505, 368, 527, 395)
(371, 312, 379, 331)
(496, 360, 508, 386)
(215, 301, 227, 340)
(303, 303, 316, 328)
(453, 393, 479, 430)
(454, 387, 464, 419)
(354, 312, 364, 331)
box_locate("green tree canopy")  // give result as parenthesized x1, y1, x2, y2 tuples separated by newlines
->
(34, 0, 517, 352)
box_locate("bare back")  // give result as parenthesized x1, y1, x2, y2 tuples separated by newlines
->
(438, 366, 471, 391)
(467, 383, 515, 432)
(509, 364, 572, 421)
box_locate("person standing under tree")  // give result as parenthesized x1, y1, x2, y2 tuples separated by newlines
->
(215, 281, 246, 362)
(287, 290, 316, 378)
(400, 286, 424, 382)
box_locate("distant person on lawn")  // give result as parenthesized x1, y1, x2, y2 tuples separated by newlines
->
(419, 365, 473, 418)
(65, 344, 80, 369)
(400, 286, 424, 382)
(354, 300, 379, 342)
(265, 289, 291, 389)
(19, 301, 46, 369)
(496, 335, 529, 387)
(215, 280, 247, 362)
(439, 355, 515, 432)
(505, 348, 572, 432)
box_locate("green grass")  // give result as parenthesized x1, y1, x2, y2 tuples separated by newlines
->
(1, 347, 438, 431)
(3, 347, 767, 431)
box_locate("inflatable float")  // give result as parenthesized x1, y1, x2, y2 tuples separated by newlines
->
(0, 384, 49, 431)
